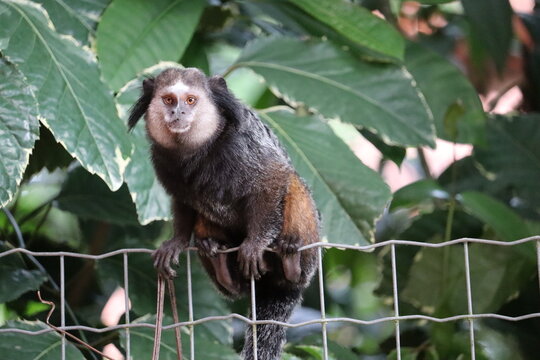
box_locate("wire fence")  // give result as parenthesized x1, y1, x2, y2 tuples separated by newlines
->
(1, 236, 540, 360)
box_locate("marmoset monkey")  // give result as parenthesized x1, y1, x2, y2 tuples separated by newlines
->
(128, 67, 319, 360)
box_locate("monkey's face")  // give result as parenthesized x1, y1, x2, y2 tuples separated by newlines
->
(157, 82, 200, 134)
(146, 69, 220, 149)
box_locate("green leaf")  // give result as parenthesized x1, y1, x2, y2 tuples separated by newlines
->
(123, 315, 240, 359)
(55, 166, 139, 225)
(243, 0, 396, 62)
(461, 0, 513, 71)
(96, 0, 205, 91)
(0, 0, 132, 191)
(116, 63, 174, 225)
(261, 110, 391, 245)
(293, 345, 326, 360)
(0, 320, 85, 359)
(0, 58, 39, 207)
(33, 0, 110, 44)
(388, 347, 418, 360)
(459, 191, 532, 242)
(0, 243, 47, 303)
(391, 179, 448, 210)
(400, 245, 463, 315)
(236, 37, 435, 147)
(282, 354, 302, 360)
(405, 42, 486, 144)
(416, 0, 455, 4)
(477, 326, 524, 360)
(402, 240, 534, 315)
(180, 37, 210, 75)
(289, 0, 404, 60)
(473, 115, 540, 216)
(467, 245, 533, 316)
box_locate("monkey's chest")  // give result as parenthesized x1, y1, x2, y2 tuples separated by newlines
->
(190, 196, 241, 227)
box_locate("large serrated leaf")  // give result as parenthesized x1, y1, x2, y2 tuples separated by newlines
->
(124, 315, 240, 359)
(0, 58, 39, 207)
(0, 0, 132, 191)
(405, 42, 486, 144)
(260, 110, 391, 245)
(289, 0, 404, 60)
(0, 320, 85, 359)
(33, 0, 110, 45)
(235, 37, 435, 147)
(97, 0, 205, 92)
(116, 63, 175, 225)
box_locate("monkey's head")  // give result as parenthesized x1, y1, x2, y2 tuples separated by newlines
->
(128, 67, 226, 149)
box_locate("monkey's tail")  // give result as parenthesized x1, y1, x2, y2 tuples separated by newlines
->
(241, 288, 302, 360)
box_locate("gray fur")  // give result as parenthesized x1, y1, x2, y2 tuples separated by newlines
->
(129, 68, 319, 360)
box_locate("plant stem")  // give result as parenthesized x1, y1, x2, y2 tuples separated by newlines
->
(417, 147, 432, 179)
(444, 144, 459, 243)
(221, 64, 239, 78)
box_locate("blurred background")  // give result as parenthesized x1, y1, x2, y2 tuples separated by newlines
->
(1, 0, 540, 359)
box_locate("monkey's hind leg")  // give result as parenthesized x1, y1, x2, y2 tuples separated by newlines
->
(277, 174, 320, 283)
(194, 216, 239, 296)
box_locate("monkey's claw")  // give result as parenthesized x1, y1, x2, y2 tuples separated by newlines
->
(237, 243, 268, 280)
(278, 235, 300, 255)
(196, 237, 219, 257)
(152, 238, 186, 278)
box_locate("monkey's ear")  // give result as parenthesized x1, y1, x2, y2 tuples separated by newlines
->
(208, 75, 228, 91)
(128, 77, 155, 131)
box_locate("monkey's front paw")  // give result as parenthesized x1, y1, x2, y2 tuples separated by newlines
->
(277, 235, 301, 255)
(196, 237, 219, 257)
(152, 238, 186, 278)
(237, 243, 268, 280)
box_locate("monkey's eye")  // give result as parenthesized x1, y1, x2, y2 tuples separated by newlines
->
(186, 95, 197, 105)
(162, 95, 175, 106)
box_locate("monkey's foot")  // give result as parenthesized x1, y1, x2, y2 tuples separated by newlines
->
(277, 235, 302, 283)
(238, 242, 268, 280)
(152, 238, 186, 278)
(196, 237, 219, 257)
(209, 250, 239, 296)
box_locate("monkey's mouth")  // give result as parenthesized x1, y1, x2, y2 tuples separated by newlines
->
(168, 119, 191, 133)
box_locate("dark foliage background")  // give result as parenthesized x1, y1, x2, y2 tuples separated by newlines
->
(1, 0, 539, 358)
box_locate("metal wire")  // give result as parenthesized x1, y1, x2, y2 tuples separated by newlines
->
(463, 242, 476, 360)
(1, 235, 539, 359)
(390, 244, 401, 360)
(60, 255, 66, 360)
(186, 249, 195, 360)
(250, 275, 258, 360)
(123, 253, 131, 360)
(317, 247, 328, 360)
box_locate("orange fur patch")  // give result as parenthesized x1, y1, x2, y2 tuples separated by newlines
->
(194, 215, 227, 240)
(281, 174, 319, 245)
